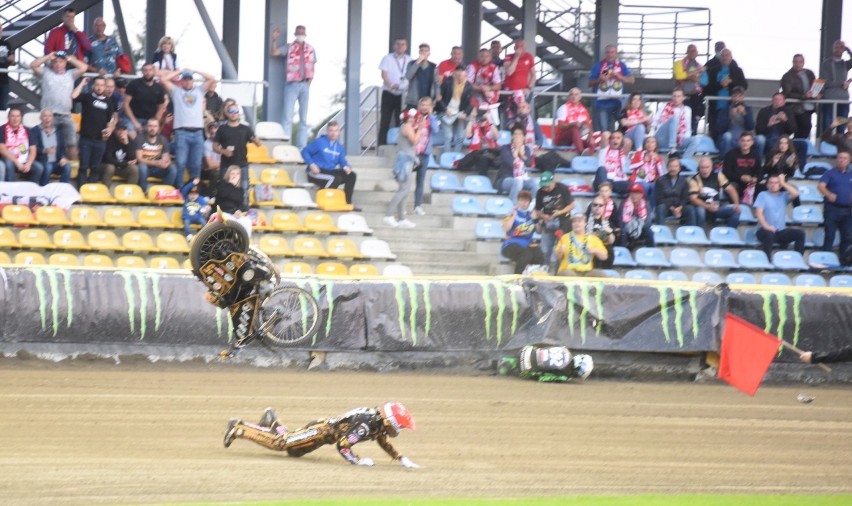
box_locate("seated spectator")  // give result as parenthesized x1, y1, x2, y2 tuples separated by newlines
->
(762, 136, 800, 206)
(593, 130, 630, 194)
(202, 122, 221, 192)
(554, 87, 595, 153)
(722, 131, 761, 205)
(101, 122, 139, 186)
(652, 88, 699, 157)
(0, 107, 43, 183)
(501, 190, 544, 274)
(512, 96, 544, 151)
(714, 86, 755, 156)
(135, 118, 179, 191)
(436, 65, 473, 153)
(755, 92, 796, 160)
(585, 194, 618, 269)
(618, 92, 651, 153)
(618, 183, 654, 249)
(820, 116, 852, 153)
(754, 174, 804, 258)
(301, 120, 357, 205)
(457, 104, 500, 176)
(215, 165, 249, 215)
(555, 212, 609, 277)
(654, 157, 689, 225)
(496, 125, 537, 203)
(30, 108, 71, 185)
(535, 170, 575, 269)
(685, 156, 741, 228)
(595, 181, 619, 226)
(628, 136, 664, 207)
(181, 178, 211, 240)
(152, 36, 178, 74)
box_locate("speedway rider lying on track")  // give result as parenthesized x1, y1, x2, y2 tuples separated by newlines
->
(499, 344, 594, 382)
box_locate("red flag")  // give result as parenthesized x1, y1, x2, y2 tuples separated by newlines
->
(717, 313, 781, 396)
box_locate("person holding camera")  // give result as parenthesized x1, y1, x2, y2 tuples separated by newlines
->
(501, 190, 544, 274)
(534, 171, 575, 270)
(714, 86, 755, 156)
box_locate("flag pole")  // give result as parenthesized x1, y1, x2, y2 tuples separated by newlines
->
(779, 340, 832, 373)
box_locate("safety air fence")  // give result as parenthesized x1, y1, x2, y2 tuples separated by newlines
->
(1, 267, 850, 364)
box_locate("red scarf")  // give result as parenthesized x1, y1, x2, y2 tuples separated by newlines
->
(469, 62, 500, 104)
(415, 116, 431, 155)
(602, 147, 626, 180)
(602, 198, 615, 220)
(558, 102, 589, 124)
(629, 150, 662, 183)
(469, 123, 497, 151)
(622, 197, 647, 223)
(658, 102, 688, 146)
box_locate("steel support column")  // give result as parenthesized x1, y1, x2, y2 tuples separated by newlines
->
(388, 0, 412, 52)
(344, 0, 362, 156)
(593, 0, 619, 62)
(145, 0, 166, 62)
(522, 0, 536, 51)
(462, 0, 483, 65)
(83, 2, 103, 35)
(264, 0, 288, 123)
(820, 0, 843, 63)
(112, 0, 134, 70)
(222, 0, 240, 73)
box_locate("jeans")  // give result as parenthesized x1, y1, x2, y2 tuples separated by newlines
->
(823, 203, 852, 256)
(77, 136, 107, 186)
(756, 227, 805, 258)
(754, 134, 776, 161)
(307, 168, 358, 204)
(413, 154, 430, 208)
(283, 80, 310, 148)
(3, 159, 44, 183)
(592, 167, 629, 195)
(539, 228, 559, 270)
(499, 175, 537, 204)
(821, 102, 850, 134)
(441, 116, 467, 153)
(654, 118, 701, 158)
(623, 123, 646, 152)
(174, 129, 205, 182)
(655, 203, 683, 225)
(39, 160, 72, 185)
(386, 161, 414, 220)
(183, 212, 207, 236)
(684, 204, 740, 228)
(594, 99, 621, 131)
(139, 162, 179, 191)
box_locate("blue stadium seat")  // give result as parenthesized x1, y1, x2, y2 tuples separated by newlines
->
(386, 127, 400, 145)
(612, 246, 637, 267)
(692, 271, 723, 284)
(704, 249, 739, 269)
(693, 135, 719, 155)
(679, 157, 698, 175)
(440, 152, 464, 169)
(803, 161, 832, 179)
(761, 273, 792, 286)
(818, 142, 837, 157)
(484, 197, 514, 217)
(795, 274, 827, 287)
(738, 249, 775, 270)
(669, 247, 704, 268)
(675, 225, 711, 245)
(599, 269, 620, 278)
(810, 228, 839, 250)
(571, 155, 599, 174)
(497, 130, 512, 146)
(474, 220, 505, 241)
(651, 225, 677, 245)
(796, 184, 822, 203)
(430, 173, 465, 193)
(829, 274, 852, 288)
(791, 205, 823, 225)
(624, 269, 655, 280)
(738, 205, 757, 224)
(452, 196, 485, 216)
(726, 272, 756, 284)
(797, 138, 818, 157)
(772, 251, 808, 270)
(426, 154, 441, 169)
(561, 178, 595, 197)
(464, 175, 499, 194)
(709, 226, 745, 247)
(658, 270, 688, 282)
(635, 247, 671, 268)
(807, 251, 841, 269)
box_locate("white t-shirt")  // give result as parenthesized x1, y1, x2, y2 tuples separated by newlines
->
(170, 85, 205, 130)
(379, 52, 412, 95)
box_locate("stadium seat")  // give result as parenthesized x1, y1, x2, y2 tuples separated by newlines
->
(0, 227, 20, 248)
(561, 178, 595, 197)
(430, 173, 465, 192)
(52, 229, 88, 250)
(497, 130, 512, 146)
(795, 274, 827, 287)
(336, 213, 373, 235)
(738, 250, 774, 270)
(484, 197, 513, 217)
(624, 269, 655, 280)
(791, 205, 823, 225)
(425, 153, 440, 169)
(463, 175, 498, 194)
(18, 228, 54, 250)
(819, 141, 838, 157)
(439, 152, 464, 169)
(272, 145, 305, 164)
(326, 238, 362, 259)
(612, 246, 637, 267)
(260, 167, 297, 187)
(383, 264, 414, 276)
(0, 251, 9, 263)
(657, 270, 688, 282)
(156, 232, 190, 253)
(103, 207, 138, 228)
(669, 247, 704, 268)
(122, 231, 157, 252)
(182, 258, 192, 270)
(475, 220, 505, 240)
(14, 251, 46, 265)
(349, 263, 380, 276)
(726, 272, 756, 285)
(796, 184, 822, 203)
(254, 121, 289, 141)
(147, 184, 184, 205)
(304, 212, 341, 233)
(704, 249, 739, 269)
(807, 251, 841, 269)
(316, 262, 348, 276)
(738, 205, 757, 224)
(709, 226, 745, 247)
(316, 188, 353, 212)
(250, 210, 272, 232)
(803, 161, 832, 179)
(281, 188, 318, 208)
(115, 255, 146, 269)
(35, 205, 72, 227)
(829, 274, 852, 288)
(360, 238, 396, 260)
(271, 211, 305, 232)
(634, 247, 671, 268)
(80, 183, 115, 204)
(82, 254, 114, 268)
(48, 253, 79, 267)
(693, 135, 719, 155)
(692, 271, 722, 284)
(69, 206, 104, 227)
(250, 186, 283, 207)
(149, 256, 181, 270)
(651, 225, 677, 245)
(772, 251, 808, 270)
(809, 228, 839, 250)
(386, 127, 400, 145)
(570, 155, 598, 174)
(675, 225, 711, 245)
(113, 184, 149, 204)
(246, 143, 278, 164)
(2, 204, 36, 225)
(257, 235, 293, 256)
(743, 228, 759, 247)
(71, 112, 81, 132)
(137, 208, 175, 229)
(761, 273, 792, 286)
(282, 261, 313, 275)
(599, 269, 620, 278)
(452, 196, 486, 216)
(679, 157, 698, 175)
(248, 167, 260, 185)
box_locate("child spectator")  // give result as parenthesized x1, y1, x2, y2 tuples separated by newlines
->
(181, 178, 210, 240)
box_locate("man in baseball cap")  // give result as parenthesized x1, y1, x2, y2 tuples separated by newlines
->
(534, 169, 575, 272)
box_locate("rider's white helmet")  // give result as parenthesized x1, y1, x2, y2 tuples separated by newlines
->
(573, 354, 594, 380)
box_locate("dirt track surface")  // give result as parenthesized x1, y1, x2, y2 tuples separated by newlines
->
(2, 360, 851, 505)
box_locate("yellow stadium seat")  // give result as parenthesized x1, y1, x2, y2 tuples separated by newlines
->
(170, 209, 185, 229)
(14, 251, 46, 265)
(2, 204, 36, 225)
(18, 228, 54, 249)
(52, 229, 89, 250)
(79, 183, 116, 203)
(260, 167, 297, 187)
(71, 112, 81, 133)
(292, 237, 327, 258)
(282, 261, 313, 275)
(87, 230, 123, 251)
(103, 207, 139, 228)
(303, 212, 341, 233)
(137, 208, 176, 229)
(248, 167, 259, 185)
(122, 231, 157, 252)
(82, 254, 114, 268)
(250, 187, 283, 207)
(316, 262, 348, 276)
(251, 211, 272, 231)
(156, 232, 190, 253)
(0, 251, 10, 264)
(0, 227, 21, 248)
(148, 184, 185, 205)
(349, 263, 380, 276)
(326, 237, 362, 259)
(257, 235, 292, 257)
(113, 184, 149, 204)
(316, 188, 354, 212)
(69, 206, 104, 227)
(48, 253, 80, 267)
(246, 143, 277, 164)
(115, 255, 146, 269)
(271, 211, 305, 232)
(182, 258, 192, 270)
(149, 256, 181, 270)
(35, 206, 72, 227)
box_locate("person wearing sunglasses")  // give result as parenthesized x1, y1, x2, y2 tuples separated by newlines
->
(213, 104, 262, 205)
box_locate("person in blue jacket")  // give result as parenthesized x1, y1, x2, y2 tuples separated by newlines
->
(181, 177, 210, 239)
(30, 108, 72, 185)
(301, 120, 357, 204)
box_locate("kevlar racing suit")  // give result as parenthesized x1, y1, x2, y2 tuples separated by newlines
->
(499, 345, 575, 382)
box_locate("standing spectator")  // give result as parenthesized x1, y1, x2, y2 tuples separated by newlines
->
(588, 44, 634, 131)
(495, 124, 537, 204)
(704, 41, 726, 71)
(593, 130, 630, 194)
(135, 118, 178, 190)
(618, 92, 651, 153)
(702, 48, 747, 141)
(467, 48, 502, 125)
(0, 24, 16, 111)
(818, 40, 852, 134)
(101, 122, 138, 186)
(123, 63, 167, 136)
(503, 39, 535, 95)
(821, 116, 852, 153)
(685, 156, 740, 229)
(780, 54, 818, 139)
(436, 65, 473, 153)
(160, 68, 216, 183)
(652, 88, 699, 157)
(152, 36, 177, 73)
(31, 108, 71, 185)
(437, 46, 464, 85)
(555, 213, 609, 277)
(301, 121, 357, 205)
(404, 43, 439, 110)
(490, 40, 503, 68)
(618, 183, 654, 249)
(111, 77, 130, 133)
(585, 194, 618, 270)
(722, 132, 761, 205)
(754, 174, 804, 258)
(817, 150, 852, 259)
(534, 171, 575, 269)
(628, 136, 663, 206)
(378, 38, 411, 147)
(44, 8, 90, 61)
(86, 17, 124, 76)
(673, 44, 705, 134)
(202, 122, 221, 190)
(30, 51, 88, 161)
(0, 107, 42, 183)
(180, 179, 210, 240)
(384, 108, 420, 228)
(714, 86, 755, 156)
(412, 97, 437, 215)
(554, 87, 595, 153)
(501, 190, 544, 274)
(204, 87, 224, 123)
(271, 25, 316, 149)
(653, 157, 689, 225)
(73, 76, 117, 186)
(213, 104, 262, 204)
(755, 92, 796, 160)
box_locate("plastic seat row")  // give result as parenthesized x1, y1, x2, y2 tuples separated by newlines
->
(622, 268, 850, 287)
(452, 196, 514, 217)
(255, 236, 396, 260)
(250, 187, 353, 212)
(80, 183, 186, 205)
(0, 251, 189, 270)
(0, 227, 189, 253)
(613, 246, 841, 271)
(281, 261, 413, 277)
(430, 174, 498, 194)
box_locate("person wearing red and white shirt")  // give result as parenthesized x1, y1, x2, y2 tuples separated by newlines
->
(467, 48, 502, 125)
(618, 93, 651, 153)
(0, 107, 43, 183)
(465, 103, 500, 152)
(271, 25, 317, 149)
(628, 136, 664, 207)
(594, 130, 630, 194)
(503, 39, 535, 94)
(652, 88, 699, 157)
(437, 46, 464, 86)
(555, 87, 596, 153)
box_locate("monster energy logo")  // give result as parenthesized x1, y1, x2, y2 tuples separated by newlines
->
(392, 280, 435, 345)
(480, 280, 521, 346)
(30, 267, 74, 337)
(562, 281, 605, 344)
(117, 271, 164, 339)
(655, 285, 701, 347)
(759, 290, 803, 347)
(294, 278, 325, 346)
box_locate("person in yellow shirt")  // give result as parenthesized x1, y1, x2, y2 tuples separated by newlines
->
(555, 212, 609, 276)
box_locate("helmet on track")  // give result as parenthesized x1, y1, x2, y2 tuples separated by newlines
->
(573, 354, 594, 380)
(381, 401, 416, 436)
